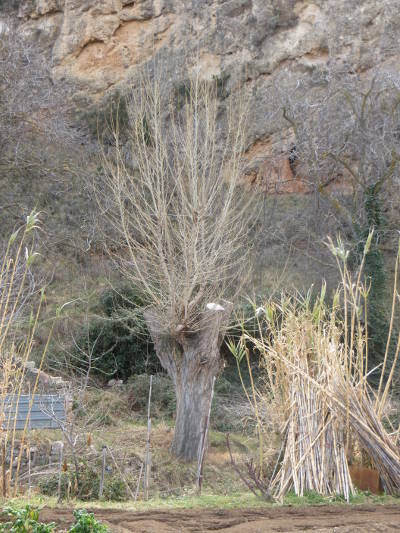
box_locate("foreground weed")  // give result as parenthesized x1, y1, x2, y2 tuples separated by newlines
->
(68, 510, 110, 533)
(0, 506, 55, 533)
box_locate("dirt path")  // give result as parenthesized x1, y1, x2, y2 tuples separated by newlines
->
(39, 504, 400, 532)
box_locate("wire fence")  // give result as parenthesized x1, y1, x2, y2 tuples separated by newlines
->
(0, 376, 253, 502)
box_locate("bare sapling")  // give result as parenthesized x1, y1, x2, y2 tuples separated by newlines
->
(97, 67, 257, 460)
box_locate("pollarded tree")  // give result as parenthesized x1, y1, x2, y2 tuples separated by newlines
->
(97, 72, 256, 460)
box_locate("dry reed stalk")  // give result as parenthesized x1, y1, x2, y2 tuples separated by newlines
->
(238, 234, 400, 499)
(0, 213, 53, 497)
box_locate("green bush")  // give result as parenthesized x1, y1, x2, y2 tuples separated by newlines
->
(351, 185, 392, 373)
(0, 506, 55, 533)
(211, 377, 247, 432)
(68, 510, 109, 533)
(72, 286, 160, 381)
(39, 467, 99, 502)
(73, 389, 128, 426)
(102, 477, 128, 502)
(0, 0, 21, 11)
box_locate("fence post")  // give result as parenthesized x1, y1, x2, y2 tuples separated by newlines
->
(27, 408, 31, 499)
(144, 375, 152, 500)
(196, 376, 216, 493)
(1, 440, 6, 498)
(27, 444, 31, 499)
(99, 445, 107, 499)
(57, 442, 64, 503)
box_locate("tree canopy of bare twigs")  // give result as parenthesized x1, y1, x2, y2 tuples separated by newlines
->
(98, 72, 255, 334)
(275, 66, 400, 364)
(278, 67, 400, 239)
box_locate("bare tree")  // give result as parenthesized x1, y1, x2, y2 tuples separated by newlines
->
(97, 71, 256, 460)
(275, 66, 400, 364)
(278, 69, 400, 232)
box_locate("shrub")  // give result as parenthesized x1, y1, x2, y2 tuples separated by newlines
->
(39, 468, 98, 502)
(102, 477, 128, 502)
(72, 286, 160, 381)
(0, 1, 21, 12)
(211, 377, 248, 432)
(73, 389, 129, 426)
(77, 90, 129, 142)
(127, 373, 176, 418)
(350, 186, 393, 372)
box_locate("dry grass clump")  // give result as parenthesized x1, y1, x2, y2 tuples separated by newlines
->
(232, 233, 400, 500)
(249, 291, 356, 500)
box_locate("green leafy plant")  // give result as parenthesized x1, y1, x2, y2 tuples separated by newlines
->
(0, 506, 55, 533)
(360, 186, 391, 369)
(38, 464, 100, 502)
(102, 477, 128, 502)
(68, 510, 109, 533)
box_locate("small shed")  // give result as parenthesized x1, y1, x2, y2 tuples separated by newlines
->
(1, 394, 67, 430)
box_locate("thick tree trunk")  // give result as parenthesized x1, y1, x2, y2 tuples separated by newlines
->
(144, 302, 232, 461)
(172, 359, 216, 461)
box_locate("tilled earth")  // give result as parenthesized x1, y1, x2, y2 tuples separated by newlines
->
(37, 504, 400, 532)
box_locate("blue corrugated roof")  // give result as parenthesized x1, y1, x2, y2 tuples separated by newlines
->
(1, 394, 66, 430)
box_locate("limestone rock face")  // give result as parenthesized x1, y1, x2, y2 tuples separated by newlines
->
(18, 0, 400, 191)
(20, 1, 400, 91)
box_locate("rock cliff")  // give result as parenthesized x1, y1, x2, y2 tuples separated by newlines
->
(19, 1, 399, 91)
(17, 0, 400, 192)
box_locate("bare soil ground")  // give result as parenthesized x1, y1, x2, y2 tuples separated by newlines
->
(38, 504, 400, 532)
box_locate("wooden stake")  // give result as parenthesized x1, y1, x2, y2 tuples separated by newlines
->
(99, 445, 107, 499)
(57, 442, 64, 503)
(144, 448, 152, 501)
(2, 440, 6, 498)
(27, 444, 31, 499)
(144, 375, 152, 500)
(134, 462, 144, 502)
(196, 376, 215, 493)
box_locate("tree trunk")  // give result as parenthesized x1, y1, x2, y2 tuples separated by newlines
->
(144, 302, 232, 461)
(171, 350, 216, 461)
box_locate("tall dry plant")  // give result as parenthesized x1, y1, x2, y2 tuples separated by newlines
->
(97, 69, 257, 460)
(0, 213, 54, 497)
(231, 232, 400, 500)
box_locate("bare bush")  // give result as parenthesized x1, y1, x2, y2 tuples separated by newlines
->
(0, 19, 91, 258)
